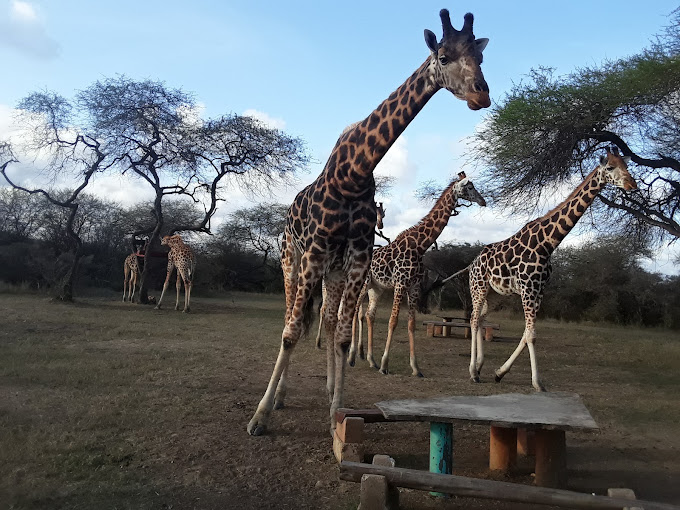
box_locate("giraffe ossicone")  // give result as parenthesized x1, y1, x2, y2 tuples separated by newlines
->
(247, 7, 491, 437)
(467, 146, 636, 391)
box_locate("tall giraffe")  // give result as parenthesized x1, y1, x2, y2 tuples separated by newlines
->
(468, 147, 636, 391)
(247, 8, 490, 436)
(314, 202, 386, 349)
(154, 234, 197, 313)
(122, 253, 140, 302)
(350, 172, 486, 377)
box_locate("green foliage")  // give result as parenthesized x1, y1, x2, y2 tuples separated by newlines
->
(472, 13, 680, 245)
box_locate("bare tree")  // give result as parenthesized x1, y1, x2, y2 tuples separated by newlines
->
(0, 90, 108, 301)
(76, 76, 309, 302)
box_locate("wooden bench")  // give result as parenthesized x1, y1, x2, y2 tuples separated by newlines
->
(340, 460, 679, 510)
(422, 320, 500, 340)
(333, 392, 598, 490)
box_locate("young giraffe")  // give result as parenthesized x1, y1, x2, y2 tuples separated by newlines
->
(314, 202, 386, 349)
(350, 172, 486, 377)
(122, 253, 140, 302)
(247, 8, 491, 436)
(154, 234, 197, 313)
(468, 147, 636, 391)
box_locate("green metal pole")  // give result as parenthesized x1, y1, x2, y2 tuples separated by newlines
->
(429, 421, 453, 497)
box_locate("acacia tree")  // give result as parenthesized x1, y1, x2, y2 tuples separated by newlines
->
(76, 76, 309, 302)
(0, 90, 108, 301)
(471, 9, 680, 245)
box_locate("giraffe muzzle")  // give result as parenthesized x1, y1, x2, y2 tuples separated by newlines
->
(624, 178, 637, 191)
(466, 91, 491, 110)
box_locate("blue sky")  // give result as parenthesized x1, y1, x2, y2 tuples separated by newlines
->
(1, 0, 678, 274)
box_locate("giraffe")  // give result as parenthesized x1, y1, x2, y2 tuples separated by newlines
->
(467, 147, 636, 391)
(247, 8, 490, 436)
(349, 172, 486, 377)
(154, 234, 197, 313)
(122, 253, 140, 302)
(314, 201, 386, 349)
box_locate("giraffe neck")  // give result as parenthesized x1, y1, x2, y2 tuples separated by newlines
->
(398, 180, 460, 255)
(330, 57, 439, 194)
(534, 167, 606, 253)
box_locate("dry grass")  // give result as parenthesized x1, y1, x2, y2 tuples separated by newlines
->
(1, 291, 679, 509)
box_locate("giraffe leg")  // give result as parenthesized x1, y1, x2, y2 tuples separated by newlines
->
(365, 286, 382, 369)
(469, 276, 489, 382)
(406, 286, 423, 377)
(475, 299, 488, 374)
(247, 240, 311, 436)
(155, 261, 175, 310)
(380, 285, 404, 375)
(273, 238, 299, 409)
(130, 271, 137, 303)
(348, 281, 367, 367)
(323, 275, 344, 403)
(328, 259, 369, 433)
(174, 272, 182, 311)
(123, 265, 129, 301)
(495, 289, 546, 391)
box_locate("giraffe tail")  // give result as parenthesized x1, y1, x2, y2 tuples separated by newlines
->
(441, 264, 471, 284)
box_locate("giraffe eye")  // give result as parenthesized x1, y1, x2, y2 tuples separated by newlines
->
(439, 55, 449, 65)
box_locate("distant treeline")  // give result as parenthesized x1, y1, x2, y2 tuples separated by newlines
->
(1, 188, 678, 328)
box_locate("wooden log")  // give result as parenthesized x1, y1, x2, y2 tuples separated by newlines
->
(535, 429, 567, 488)
(517, 428, 535, 457)
(489, 426, 517, 471)
(339, 462, 680, 510)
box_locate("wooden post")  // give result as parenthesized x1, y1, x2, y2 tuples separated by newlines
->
(434, 325, 443, 336)
(442, 323, 451, 337)
(484, 326, 494, 341)
(464, 327, 471, 339)
(489, 426, 517, 471)
(534, 429, 567, 488)
(429, 422, 453, 497)
(517, 428, 535, 457)
(426, 323, 434, 336)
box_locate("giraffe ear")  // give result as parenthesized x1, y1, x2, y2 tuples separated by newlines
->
(623, 156, 631, 164)
(475, 38, 489, 53)
(424, 29, 439, 54)
(599, 155, 608, 166)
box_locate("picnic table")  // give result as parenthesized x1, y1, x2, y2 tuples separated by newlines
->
(374, 392, 599, 489)
(422, 315, 500, 340)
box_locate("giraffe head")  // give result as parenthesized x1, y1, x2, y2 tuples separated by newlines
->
(376, 202, 385, 230)
(424, 9, 490, 110)
(160, 234, 183, 247)
(599, 146, 637, 191)
(454, 171, 487, 207)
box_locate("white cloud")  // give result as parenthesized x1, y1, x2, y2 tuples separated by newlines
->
(0, 0, 59, 59)
(11, 0, 36, 21)
(242, 109, 286, 130)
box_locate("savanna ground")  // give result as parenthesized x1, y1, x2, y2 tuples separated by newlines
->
(1, 290, 679, 510)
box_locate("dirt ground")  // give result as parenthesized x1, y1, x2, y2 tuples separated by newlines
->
(1, 291, 679, 509)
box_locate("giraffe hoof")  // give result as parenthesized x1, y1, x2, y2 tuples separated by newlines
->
(471, 376, 480, 383)
(379, 368, 389, 375)
(273, 400, 285, 410)
(414, 371, 424, 378)
(348, 359, 355, 367)
(494, 374, 502, 383)
(247, 419, 266, 436)
(154, 305, 161, 310)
